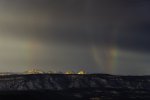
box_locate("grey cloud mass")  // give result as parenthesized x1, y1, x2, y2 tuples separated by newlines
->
(0, 0, 149, 75)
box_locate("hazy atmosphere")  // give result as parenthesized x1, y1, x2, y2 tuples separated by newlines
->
(0, 0, 149, 75)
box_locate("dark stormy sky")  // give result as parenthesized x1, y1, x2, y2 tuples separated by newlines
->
(0, 0, 149, 75)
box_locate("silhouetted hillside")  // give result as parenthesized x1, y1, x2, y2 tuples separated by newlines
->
(0, 74, 150, 100)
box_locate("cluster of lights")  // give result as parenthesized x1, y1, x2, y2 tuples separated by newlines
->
(65, 70, 86, 74)
(24, 69, 87, 75)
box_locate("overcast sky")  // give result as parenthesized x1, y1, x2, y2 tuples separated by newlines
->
(0, 0, 149, 75)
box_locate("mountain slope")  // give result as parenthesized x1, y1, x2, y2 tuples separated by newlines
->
(0, 74, 150, 100)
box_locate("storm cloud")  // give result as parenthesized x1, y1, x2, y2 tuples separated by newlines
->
(0, 0, 149, 75)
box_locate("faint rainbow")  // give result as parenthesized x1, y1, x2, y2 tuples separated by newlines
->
(90, 22, 120, 74)
(106, 47, 119, 74)
(25, 39, 38, 66)
(91, 45, 119, 74)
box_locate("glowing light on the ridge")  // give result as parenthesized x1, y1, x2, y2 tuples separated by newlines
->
(78, 70, 86, 74)
(65, 70, 75, 74)
(24, 69, 44, 74)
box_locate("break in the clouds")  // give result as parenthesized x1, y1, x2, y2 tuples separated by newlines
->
(0, 0, 149, 75)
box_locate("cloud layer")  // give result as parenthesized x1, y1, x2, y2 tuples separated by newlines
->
(0, 0, 149, 75)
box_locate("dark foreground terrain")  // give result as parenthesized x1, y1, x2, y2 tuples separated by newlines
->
(0, 74, 150, 100)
